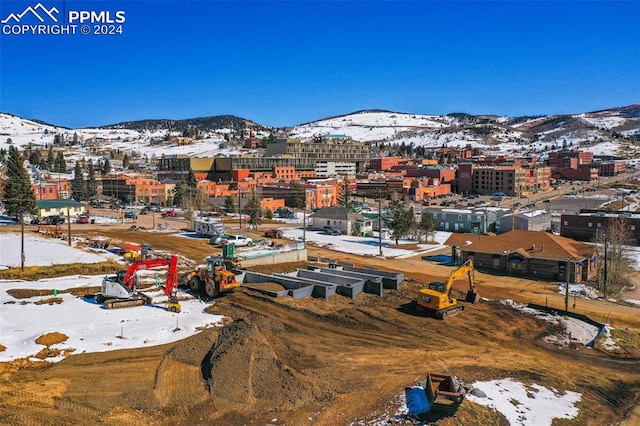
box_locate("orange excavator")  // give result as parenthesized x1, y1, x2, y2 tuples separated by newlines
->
(97, 255, 181, 312)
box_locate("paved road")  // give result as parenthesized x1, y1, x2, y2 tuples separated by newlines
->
(500, 169, 640, 211)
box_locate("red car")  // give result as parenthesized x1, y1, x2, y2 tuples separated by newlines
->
(162, 211, 177, 218)
(263, 229, 283, 238)
(77, 215, 90, 224)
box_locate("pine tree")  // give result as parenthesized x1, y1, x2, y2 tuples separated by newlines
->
(418, 211, 437, 243)
(29, 150, 42, 169)
(3, 146, 36, 218)
(338, 176, 354, 208)
(289, 181, 306, 209)
(388, 192, 415, 245)
(71, 162, 86, 200)
(122, 153, 130, 169)
(187, 168, 197, 188)
(54, 151, 66, 173)
(173, 179, 186, 207)
(46, 147, 55, 170)
(224, 195, 237, 214)
(86, 160, 98, 198)
(245, 188, 262, 229)
(102, 157, 111, 175)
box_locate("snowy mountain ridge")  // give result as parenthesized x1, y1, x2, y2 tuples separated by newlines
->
(1, 105, 639, 160)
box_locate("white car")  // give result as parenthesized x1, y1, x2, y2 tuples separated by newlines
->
(217, 235, 255, 247)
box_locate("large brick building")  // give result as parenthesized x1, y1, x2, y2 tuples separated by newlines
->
(560, 210, 640, 244)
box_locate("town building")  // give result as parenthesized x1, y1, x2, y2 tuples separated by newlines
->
(308, 207, 373, 236)
(315, 162, 357, 178)
(498, 210, 552, 233)
(35, 199, 86, 219)
(560, 210, 640, 243)
(445, 230, 598, 283)
(424, 207, 506, 234)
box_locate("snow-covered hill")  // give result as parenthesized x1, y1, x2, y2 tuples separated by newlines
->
(2, 105, 639, 161)
(287, 106, 640, 158)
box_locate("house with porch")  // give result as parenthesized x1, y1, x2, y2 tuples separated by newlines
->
(309, 207, 373, 236)
(444, 230, 597, 283)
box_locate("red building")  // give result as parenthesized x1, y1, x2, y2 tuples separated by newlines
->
(369, 157, 400, 171)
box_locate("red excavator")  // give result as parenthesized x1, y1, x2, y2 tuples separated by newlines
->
(97, 255, 181, 312)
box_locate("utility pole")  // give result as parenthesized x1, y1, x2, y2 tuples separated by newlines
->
(67, 209, 71, 246)
(603, 234, 608, 300)
(378, 190, 383, 257)
(20, 211, 25, 271)
(303, 193, 307, 243)
(565, 258, 570, 312)
(238, 185, 242, 229)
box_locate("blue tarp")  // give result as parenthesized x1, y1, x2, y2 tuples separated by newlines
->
(405, 386, 431, 418)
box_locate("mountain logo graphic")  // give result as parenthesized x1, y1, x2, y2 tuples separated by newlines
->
(1, 3, 59, 24)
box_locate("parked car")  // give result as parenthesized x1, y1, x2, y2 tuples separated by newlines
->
(209, 234, 233, 245)
(323, 226, 341, 236)
(217, 235, 255, 247)
(263, 229, 283, 239)
(162, 210, 177, 218)
(45, 215, 65, 225)
(124, 209, 137, 219)
(148, 204, 161, 212)
(77, 215, 90, 224)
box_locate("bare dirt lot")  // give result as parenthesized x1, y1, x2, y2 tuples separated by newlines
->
(1, 221, 639, 425)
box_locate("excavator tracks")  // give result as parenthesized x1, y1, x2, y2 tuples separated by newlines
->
(102, 294, 152, 309)
(436, 305, 465, 320)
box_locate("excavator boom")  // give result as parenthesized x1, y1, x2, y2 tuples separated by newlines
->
(415, 259, 479, 319)
(99, 255, 181, 312)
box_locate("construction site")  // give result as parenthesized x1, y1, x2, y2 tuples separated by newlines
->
(1, 213, 640, 426)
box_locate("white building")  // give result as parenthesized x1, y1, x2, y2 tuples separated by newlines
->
(315, 161, 356, 178)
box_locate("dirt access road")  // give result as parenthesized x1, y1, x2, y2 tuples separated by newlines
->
(1, 225, 639, 425)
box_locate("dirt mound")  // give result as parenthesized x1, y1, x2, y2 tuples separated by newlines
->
(203, 318, 319, 411)
(35, 332, 68, 346)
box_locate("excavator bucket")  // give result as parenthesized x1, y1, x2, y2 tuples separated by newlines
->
(465, 290, 479, 304)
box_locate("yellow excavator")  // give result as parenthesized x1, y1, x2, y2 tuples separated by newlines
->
(415, 259, 479, 319)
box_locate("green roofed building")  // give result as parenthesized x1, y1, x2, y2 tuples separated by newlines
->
(36, 199, 86, 219)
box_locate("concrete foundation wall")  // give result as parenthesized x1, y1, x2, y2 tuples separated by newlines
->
(342, 265, 404, 289)
(311, 266, 384, 297)
(273, 273, 337, 299)
(240, 248, 307, 267)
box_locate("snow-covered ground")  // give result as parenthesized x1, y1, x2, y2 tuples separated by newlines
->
(501, 299, 600, 346)
(358, 377, 581, 426)
(279, 226, 451, 258)
(467, 378, 581, 426)
(0, 233, 118, 269)
(0, 274, 225, 362)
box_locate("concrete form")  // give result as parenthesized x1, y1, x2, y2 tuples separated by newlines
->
(341, 265, 404, 289)
(273, 273, 338, 300)
(294, 269, 365, 300)
(308, 266, 384, 297)
(242, 271, 314, 298)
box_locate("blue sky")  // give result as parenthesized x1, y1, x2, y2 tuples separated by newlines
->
(0, 1, 638, 128)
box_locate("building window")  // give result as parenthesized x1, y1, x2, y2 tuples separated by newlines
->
(632, 225, 636, 231)
(563, 220, 568, 226)
(458, 215, 462, 220)
(597, 223, 601, 228)
(588, 222, 592, 227)
(492, 255, 500, 268)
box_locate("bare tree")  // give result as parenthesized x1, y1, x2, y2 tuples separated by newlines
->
(594, 218, 633, 296)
